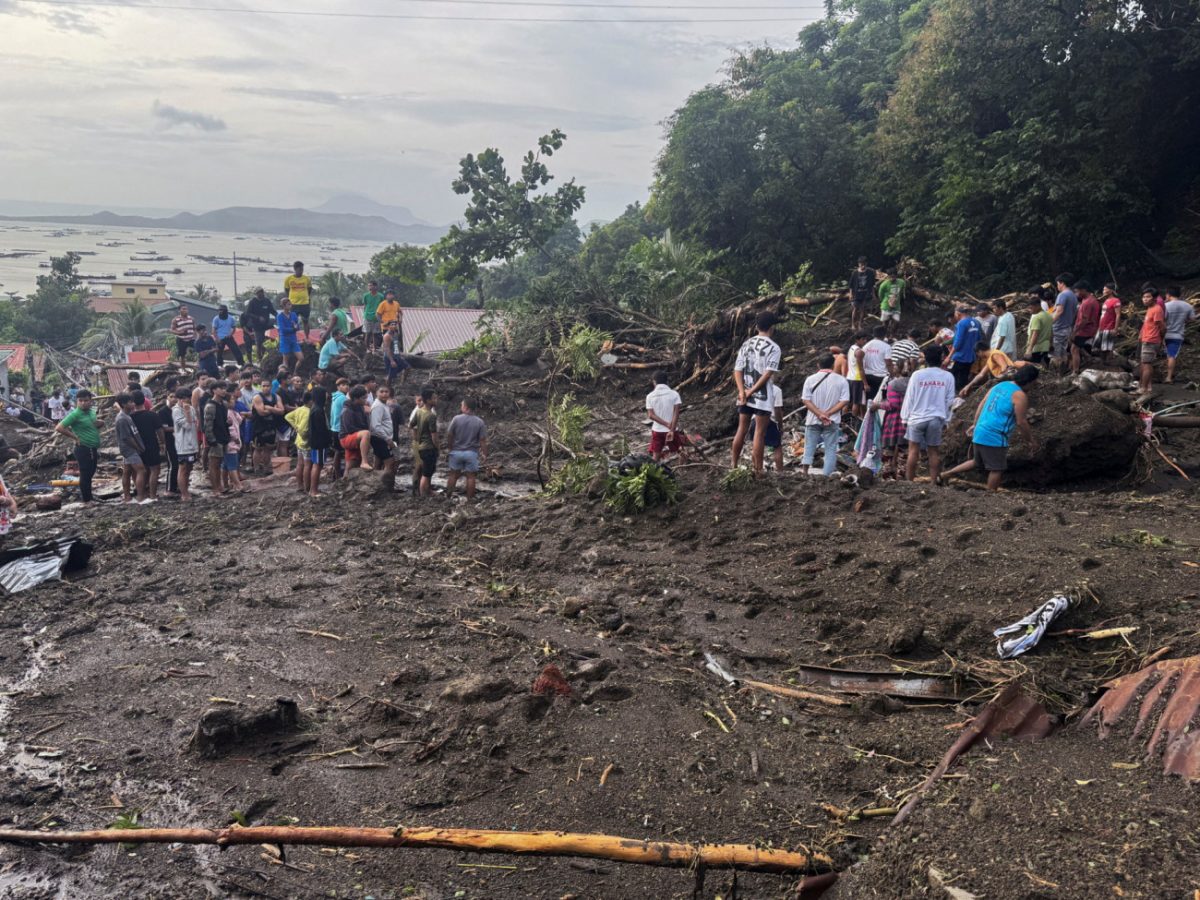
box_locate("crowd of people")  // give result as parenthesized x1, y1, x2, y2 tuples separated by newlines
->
(649, 268, 1195, 491)
(52, 363, 490, 506)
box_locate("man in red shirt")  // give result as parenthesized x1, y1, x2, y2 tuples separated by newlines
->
(1138, 288, 1166, 394)
(1093, 283, 1122, 365)
(1071, 281, 1101, 375)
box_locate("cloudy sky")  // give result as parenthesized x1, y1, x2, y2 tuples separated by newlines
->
(0, 0, 821, 224)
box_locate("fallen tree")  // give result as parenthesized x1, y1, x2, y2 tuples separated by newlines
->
(0, 823, 832, 874)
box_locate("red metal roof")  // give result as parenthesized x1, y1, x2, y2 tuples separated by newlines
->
(127, 350, 171, 365)
(106, 368, 128, 395)
(0, 345, 28, 372)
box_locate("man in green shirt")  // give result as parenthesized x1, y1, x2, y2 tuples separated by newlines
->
(362, 280, 384, 352)
(878, 270, 906, 339)
(55, 389, 101, 503)
(323, 296, 351, 344)
(410, 386, 439, 497)
(1025, 296, 1053, 364)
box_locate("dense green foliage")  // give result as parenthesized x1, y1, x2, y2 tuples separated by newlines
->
(11, 253, 95, 349)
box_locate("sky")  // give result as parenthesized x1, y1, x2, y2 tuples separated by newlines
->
(0, 0, 823, 226)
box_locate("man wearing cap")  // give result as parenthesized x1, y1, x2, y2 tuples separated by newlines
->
(212, 303, 244, 367)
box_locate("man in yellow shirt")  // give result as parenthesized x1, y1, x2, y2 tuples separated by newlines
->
(377, 290, 403, 351)
(283, 261, 312, 342)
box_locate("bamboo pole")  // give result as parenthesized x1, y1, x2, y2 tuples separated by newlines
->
(0, 825, 831, 874)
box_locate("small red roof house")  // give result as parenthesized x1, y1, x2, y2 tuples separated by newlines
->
(127, 350, 171, 366)
(0, 345, 28, 373)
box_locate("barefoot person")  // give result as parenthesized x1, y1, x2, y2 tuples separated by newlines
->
(251, 382, 285, 476)
(1139, 287, 1166, 394)
(1164, 286, 1196, 384)
(942, 365, 1039, 491)
(130, 390, 163, 500)
(286, 390, 313, 492)
(115, 393, 149, 504)
(202, 380, 231, 497)
(902, 346, 955, 484)
(338, 386, 374, 472)
(369, 386, 398, 486)
(283, 261, 312, 343)
(445, 397, 488, 501)
(306, 388, 334, 497)
(731, 312, 781, 475)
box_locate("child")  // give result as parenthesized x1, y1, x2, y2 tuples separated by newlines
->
(115, 393, 150, 504)
(286, 391, 314, 492)
(0, 472, 17, 535)
(223, 404, 248, 493)
(172, 387, 199, 502)
(307, 388, 333, 497)
(873, 373, 909, 478)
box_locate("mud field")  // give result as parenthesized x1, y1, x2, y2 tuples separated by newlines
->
(0, 311, 1198, 899)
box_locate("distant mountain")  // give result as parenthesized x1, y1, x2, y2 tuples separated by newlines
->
(0, 206, 448, 245)
(0, 198, 188, 218)
(310, 193, 430, 227)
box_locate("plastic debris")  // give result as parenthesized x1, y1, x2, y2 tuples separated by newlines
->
(0, 536, 92, 594)
(994, 594, 1072, 659)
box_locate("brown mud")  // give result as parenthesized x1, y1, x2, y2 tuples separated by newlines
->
(0, 301, 1197, 899)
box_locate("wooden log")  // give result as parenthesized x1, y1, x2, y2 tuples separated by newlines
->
(433, 368, 497, 384)
(0, 824, 831, 874)
(741, 678, 848, 708)
(1152, 416, 1200, 429)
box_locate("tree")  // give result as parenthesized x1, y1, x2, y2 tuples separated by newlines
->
(79, 300, 168, 358)
(14, 253, 93, 349)
(372, 244, 430, 287)
(188, 283, 220, 302)
(432, 130, 586, 289)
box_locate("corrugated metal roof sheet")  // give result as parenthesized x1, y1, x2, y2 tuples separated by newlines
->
(343, 306, 486, 353)
(106, 368, 127, 395)
(32, 352, 45, 382)
(0, 345, 28, 372)
(127, 350, 171, 365)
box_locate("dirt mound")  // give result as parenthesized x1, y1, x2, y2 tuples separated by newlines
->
(942, 376, 1143, 487)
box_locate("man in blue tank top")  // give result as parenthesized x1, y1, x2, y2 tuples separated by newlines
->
(942, 365, 1039, 491)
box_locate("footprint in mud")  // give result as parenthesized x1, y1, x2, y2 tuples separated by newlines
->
(832, 550, 859, 567)
(918, 546, 938, 559)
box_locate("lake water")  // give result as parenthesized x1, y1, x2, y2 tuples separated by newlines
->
(0, 222, 391, 300)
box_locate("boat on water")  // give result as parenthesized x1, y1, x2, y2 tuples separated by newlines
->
(129, 255, 172, 261)
(81, 274, 117, 280)
(97, 241, 130, 247)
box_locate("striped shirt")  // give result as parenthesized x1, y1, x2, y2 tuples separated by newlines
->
(171, 314, 196, 341)
(891, 338, 922, 371)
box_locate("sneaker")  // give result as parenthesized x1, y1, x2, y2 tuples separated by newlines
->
(138, 498, 156, 505)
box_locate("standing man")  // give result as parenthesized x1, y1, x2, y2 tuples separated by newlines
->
(130, 389, 163, 500)
(799, 353, 850, 477)
(902, 346, 956, 484)
(194, 325, 220, 378)
(848, 257, 875, 332)
(1093, 283, 1122, 366)
(411, 386, 439, 496)
(170, 303, 197, 361)
(646, 372, 682, 461)
(378, 291, 403, 351)
(362, 280, 385, 352)
(731, 312, 781, 476)
(877, 270, 903, 339)
(211, 303, 244, 367)
(1163, 286, 1196, 384)
(283, 261, 312, 343)
(114, 393, 149, 504)
(1025, 296, 1054, 364)
(243, 288, 275, 365)
(942, 365, 1039, 491)
(890, 328, 924, 376)
(1051, 273, 1078, 373)
(1138, 287, 1167, 395)
(202, 380, 231, 496)
(369, 385, 398, 486)
(47, 389, 66, 423)
(1072, 282, 1101, 375)
(251, 381, 285, 476)
(947, 306, 983, 391)
(56, 389, 100, 503)
(990, 300, 1017, 356)
(276, 298, 302, 374)
(382, 320, 410, 390)
(862, 326, 893, 401)
(445, 397, 489, 501)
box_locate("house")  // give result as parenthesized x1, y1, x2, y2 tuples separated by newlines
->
(88, 295, 137, 315)
(154, 293, 224, 323)
(0, 344, 28, 398)
(126, 350, 171, 366)
(109, 281, 169, 304)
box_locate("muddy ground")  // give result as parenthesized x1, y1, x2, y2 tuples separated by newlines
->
(0, 300, 1197, 900)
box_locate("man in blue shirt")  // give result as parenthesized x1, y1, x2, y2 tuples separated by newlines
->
(276, 298, 302, 374)
(211, 304, 244, 367)
(319, 330, 349, 371)
(1051, 273, 1078, 372)
(946, 306, 983, 391)
(942, 365, 1039, 491)
(193, 325, 220, 377)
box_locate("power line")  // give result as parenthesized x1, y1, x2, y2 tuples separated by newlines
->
(16, 0, 825, 22)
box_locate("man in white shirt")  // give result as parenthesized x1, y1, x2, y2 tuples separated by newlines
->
(861, 326, 893, 401)
(646, 372, 683, 461)
(731, 312, 782, 476)
(989, 299, 1017, 355)
(47, 390, 66, 422)
(369, 386, 398, 484)
(800, 353, 850, 476)
(901, 345, 957, 484)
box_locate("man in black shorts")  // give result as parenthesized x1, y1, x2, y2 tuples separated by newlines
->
(848, 256, 876, 332)
(368, 385, 398, 486)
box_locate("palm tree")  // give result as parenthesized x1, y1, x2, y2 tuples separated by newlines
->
(188, 283, 219, 302)
(79, 300, 170, 359)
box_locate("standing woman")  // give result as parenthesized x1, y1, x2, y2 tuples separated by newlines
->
(55, 390, 101, 503)
(306, 387, 334, 497)
(172, 387, 200, 502)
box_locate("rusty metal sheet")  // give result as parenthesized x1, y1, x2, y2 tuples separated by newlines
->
(981, 686, 1057, 741)
(1083, 655, 1200, 780)
(792, 663, 963, 701)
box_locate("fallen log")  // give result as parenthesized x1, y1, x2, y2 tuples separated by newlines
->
(0, 824, 831, 874)
(433, 368, 497, 384)
(1152, 416, 1200, 429)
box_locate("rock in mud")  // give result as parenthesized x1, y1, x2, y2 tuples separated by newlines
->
(572, 658, 615, 682)
(440, 675, 517, 704)
(190, 698, 300, 758)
